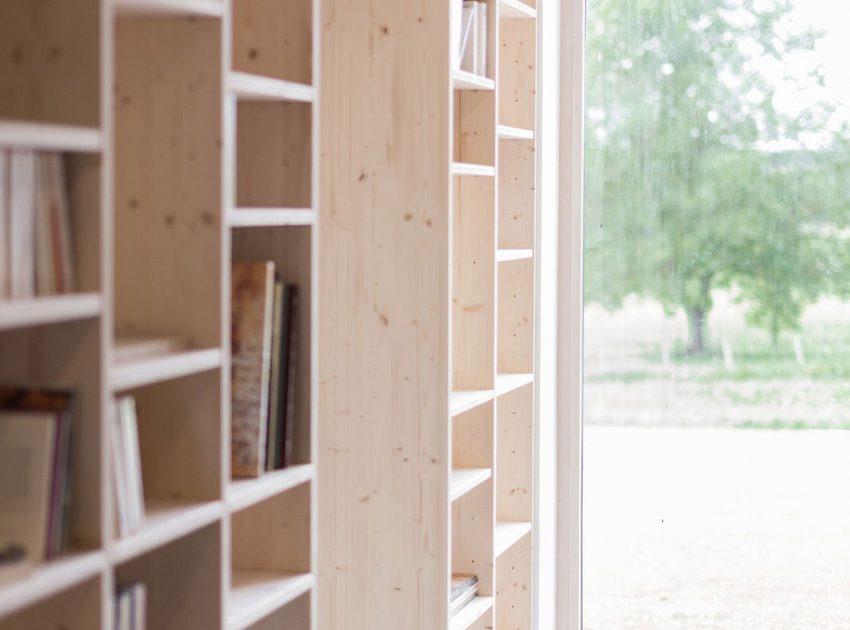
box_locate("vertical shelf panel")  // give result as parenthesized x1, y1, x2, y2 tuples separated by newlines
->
(453, 176, 497, 391)
(497, 257, 534, 374)
(496, 383, 533, 522)
(498, 19, 536, 131)
(498, 139, 535, 249)
(0, 0, 101, 127)
(114, 15, 223, 348)
(232, 0, 313, 85)
(235, 102, 312, 208)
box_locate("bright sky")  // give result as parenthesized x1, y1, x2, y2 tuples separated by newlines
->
(774, 1, 850, 125)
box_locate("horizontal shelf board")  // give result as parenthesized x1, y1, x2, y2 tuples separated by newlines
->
(0, 293, 101, 331)
(451, 389, 494, 416)
(453, 70, 496, 91)
(499, 0, 537, 18)
(228, 571, 315, 630)
(111, 346, 222, 391)
(450, 468, 492, 502)
(229, 207, 316, 227)
(496, 372, 534, 396)
(0, 551, 105, 619)
(494, 521, 532, 558)
(228, 72, 315, 103)
(110, 500, 223, 564)
(0, 121, 101, 152)
(451, 162, 496, 177)
(227, 464, 315, 513)
(497, 124, 535, 141)
(496, 248, 533, 262)
(113, 0, 223, 16)
(450, 596, 494, 630)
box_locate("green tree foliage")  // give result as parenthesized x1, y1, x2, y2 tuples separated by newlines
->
(585, 0, 850, 350)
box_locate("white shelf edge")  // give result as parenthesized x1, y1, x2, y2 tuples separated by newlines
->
(452, 70, 496, 91)
(227, 571, 315, 630)
(109, 500, 224, 564)
(229, 207, 316, 228)
(0, 551, 106, 619)
(0, 122, 102, 152)
(112, 0, 224, 17)
(499, 0, 537, 18)
(0, 293, 102, 332)
(110, 347, 222, 391)
(496, 248, 533, 262)
(227, 464, 315, 513)
(450, 468, 492, 502)
(451, 162, 496, 177)
(450, 596, 494, 630)
(497, 124, 535, 141)
(228, 72, 315, 103)
(494, 521, 532, 558)
(495, 372, 534, 396)
(450, 389, 494, 416)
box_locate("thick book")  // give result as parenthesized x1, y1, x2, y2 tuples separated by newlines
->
(111, 404, 132, 538)
(0, 386, 74, 558)
(120, 397, 145, 531)
(231, 261, 276, 477)
(0, 412, 56, 562)
(280, 284, 298, 467)
(266, 279, 284, 471)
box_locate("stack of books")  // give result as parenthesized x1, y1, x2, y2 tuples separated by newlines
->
(114, 582, 146, 630)
(231, 261, 300, 478)
(0, 150, 75, 300)
(0, 386, 75, 563)
(451, 572, 479, 615)
(112, 396, 145, 537)
(457, 1, 489, 77)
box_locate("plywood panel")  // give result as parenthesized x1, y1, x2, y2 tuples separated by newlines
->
(453, 402, 494, 470)
(114, 17, 222, 348)
(497, 258, 533, 374)
(498, 20, 536, 131)
(453, 176, 496, 390)
(233, 0, 312, 85)
(452, 481, 495, 597)
(498, 139, 535, 249)
(319, 0, 451, 627)
(495, 533, 532, 630)
(496, 383, 533, 522)
(0, 0, 100, 126)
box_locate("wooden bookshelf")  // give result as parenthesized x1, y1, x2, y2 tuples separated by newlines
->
(319, 0, 538, 627)
(450, 2, 538, 627)
(0, 0, 319, 626)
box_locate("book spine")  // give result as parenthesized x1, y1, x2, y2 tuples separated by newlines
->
(9, 150, 35, 298)
(281, 285, 299, 467)
(122, 397, 145, 530)
(111, 403, 131, 538)
(0, 150, 8, 299)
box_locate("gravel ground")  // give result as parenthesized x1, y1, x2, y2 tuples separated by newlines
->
(584, 426, 850, 630)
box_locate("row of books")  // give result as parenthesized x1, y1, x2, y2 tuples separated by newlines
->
(0, 150, 75, 300)
(0, 386, 74, 566)
(458, 1, 489, 77)
(112, 396, 146, 537)
(231, 261, 300, 478)
(114, 582, 146, 630)
(451, 572, 479, 615)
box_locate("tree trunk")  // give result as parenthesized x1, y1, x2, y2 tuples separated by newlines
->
(687, 306, 706, 355)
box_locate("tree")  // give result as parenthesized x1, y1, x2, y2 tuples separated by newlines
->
(585, 0, 845, 352)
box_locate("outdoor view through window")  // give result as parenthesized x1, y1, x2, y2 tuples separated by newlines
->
(583, 0, 850, 628)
